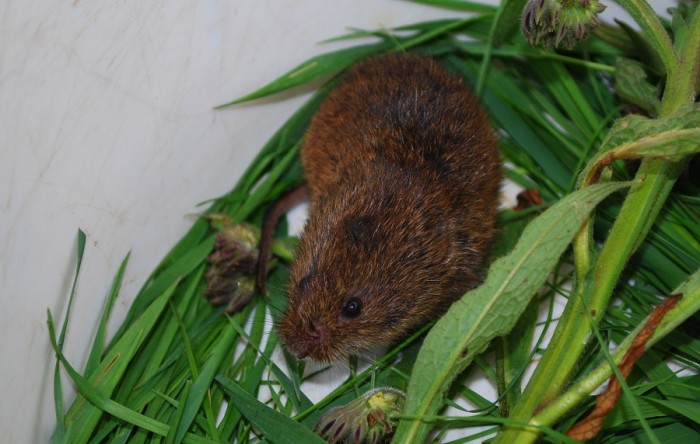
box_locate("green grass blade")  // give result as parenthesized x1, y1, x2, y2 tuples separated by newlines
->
(447, 56, 573, 192)
(215, 375, 325, 444)
(644, 397, 700, 424)
(63, 281, 178, 443)
(84, 252, 130, 377)
(225, 313, 314, 413)
(172, 313, 243, 442)
(170, 302, 221, 442)
(475, 0, 528, 96)
(217, 43, 388, 106)
(404, 0, 496, 12)
(528, 269, 700, 434)
(221, 16, 486, 106)
(57, 229, 86, 349)
(52, 229, 86, 444)
(48, 315, 216, 444)
(394, 181, 629, 443)
(113, 237, 214, 342)
(165, 380, 192, 444)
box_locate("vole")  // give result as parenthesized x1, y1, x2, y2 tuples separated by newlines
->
(261, 53, 501, 363)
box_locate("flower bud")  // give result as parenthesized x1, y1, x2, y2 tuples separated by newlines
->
(204, 216, 260, 312)
(314, 387, 405, 444)
(522, 0, 606, 49)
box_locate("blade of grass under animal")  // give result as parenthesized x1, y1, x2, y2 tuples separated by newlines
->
(222, 16, 486, 106)
(113, 237, 214, 341)
(295, 325, 430, 427)
(404, 0, 496, 12)
(393, 181, 629, 443)
(218, 43, 388, 107)
(215, 374, 325, 444)
(225, 313, 314, 413)
(52, 229, 86, 444)
(447, 56, 571, 193)
(232, 144, 300, 224)
(62, 281, 178, 443)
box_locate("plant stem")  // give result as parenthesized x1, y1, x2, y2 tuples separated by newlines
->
(495, 2, 699, 443)
(659, 0, 700, 116)
(532, 270, 700, 429)
(613, 0, 679, 78)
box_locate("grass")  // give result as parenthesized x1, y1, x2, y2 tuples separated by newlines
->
(50, 0, 699, 442)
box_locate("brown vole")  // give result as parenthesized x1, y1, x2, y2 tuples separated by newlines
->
(273, 53, 501, 362)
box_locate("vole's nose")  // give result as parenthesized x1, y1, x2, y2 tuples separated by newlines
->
(307, 318, 326, 340)
(294, 318, 329, 359)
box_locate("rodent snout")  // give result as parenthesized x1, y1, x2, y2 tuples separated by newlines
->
(286, 317, 330, 360)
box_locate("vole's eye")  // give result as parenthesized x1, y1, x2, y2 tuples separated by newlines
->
(342, 297, 363, 319)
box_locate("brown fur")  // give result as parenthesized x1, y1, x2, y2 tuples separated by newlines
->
(279, 53, 501, 362)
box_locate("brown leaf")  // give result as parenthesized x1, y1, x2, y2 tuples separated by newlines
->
(566, 294, 683, 441)
(514, 189, 544, 211)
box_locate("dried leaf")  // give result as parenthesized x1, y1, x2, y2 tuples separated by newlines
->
(566, 294, 683, 441)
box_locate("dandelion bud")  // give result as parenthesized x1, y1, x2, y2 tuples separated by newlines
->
(522, 0, 606, 49)
(204, 217, 260, 312)
(313, 387, 405, 444)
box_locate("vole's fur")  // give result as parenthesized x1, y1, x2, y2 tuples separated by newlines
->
(278, 53, 501, 362)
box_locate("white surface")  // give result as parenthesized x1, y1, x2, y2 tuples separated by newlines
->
(0, 0, 663, 442)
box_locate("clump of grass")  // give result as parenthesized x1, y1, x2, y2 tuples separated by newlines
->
(50, 0, 700, 443)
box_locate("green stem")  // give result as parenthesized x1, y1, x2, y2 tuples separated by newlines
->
(532, 270, 700, 429)
(496, 161, 682, 444)
(495, 2, 700, 443)
(613, 0, 679, 78)
(659, 0, 700, 116)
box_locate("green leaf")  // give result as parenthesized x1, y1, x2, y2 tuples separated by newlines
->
(219, 43, 386, 106)
(112, 236, 214, 341)
(488, 0, 527, 47)
(600, 103, 700, 152)
(448, 56, 574, 192)
(52, 229, 86, 444)
(615, 57, 661, 114)
(474, 0, 527, 96)
(393, 181, 629, 443)
(404, 0, 496, 12)
(581, 104, 700, 185)
(215, 375, 326, 444)
(85, 252, 130, 377)
(172, 317, 240, 442)
(642, 397, 700, 425)
(220, 17, 483, 106)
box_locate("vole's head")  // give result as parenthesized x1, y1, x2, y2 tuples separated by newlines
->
(278, 173, 473, 363)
